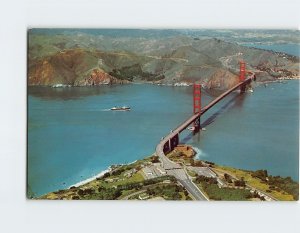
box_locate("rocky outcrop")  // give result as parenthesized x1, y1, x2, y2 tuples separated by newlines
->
(206, 69, 238, 90)
(75, 69, 129, 86)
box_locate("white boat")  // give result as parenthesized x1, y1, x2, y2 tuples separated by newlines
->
(188, 126, 195, 131)
(110, 106, 131, 111)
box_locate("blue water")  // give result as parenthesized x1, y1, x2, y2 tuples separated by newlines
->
(28, 81, 299, 197)
(243, 43, 300, 57)
(28, 85, 213, 197)
(189, 81, 299, 181)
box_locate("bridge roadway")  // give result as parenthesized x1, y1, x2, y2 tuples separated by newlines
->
(155, 75, 255, 200)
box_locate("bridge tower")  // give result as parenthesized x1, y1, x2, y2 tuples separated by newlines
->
(193, 83, 201, 132)
(240, 61, 246, 93)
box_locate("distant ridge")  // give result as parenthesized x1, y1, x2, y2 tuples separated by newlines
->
(28, 30, 300, 88)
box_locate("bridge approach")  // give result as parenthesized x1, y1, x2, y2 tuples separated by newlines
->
(155, 62, 256, 200)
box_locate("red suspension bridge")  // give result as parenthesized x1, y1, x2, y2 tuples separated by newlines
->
(155, 61, 256, 200)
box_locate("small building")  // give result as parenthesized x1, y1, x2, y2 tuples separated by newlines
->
(138, 193, 150, 200)
(162, 180, 171, 184)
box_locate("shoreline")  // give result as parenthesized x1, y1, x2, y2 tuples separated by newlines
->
(39, 145, 298, 201)
(68, 159, 138, 188)
(43, 148, 298, 201)
(192, 146, 208, 160)
(69, 167, 112, 188)
(28, 76, 300, 89)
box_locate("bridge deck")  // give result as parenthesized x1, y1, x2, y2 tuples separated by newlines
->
(156, 75, 254, 168)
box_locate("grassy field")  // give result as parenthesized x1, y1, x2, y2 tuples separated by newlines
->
(104, 172, 144, 187)
(212, 165, 294, 201)
(186, 169, 197, 178)
(130, 183, 189, 200)
(198, 182, 252, 201)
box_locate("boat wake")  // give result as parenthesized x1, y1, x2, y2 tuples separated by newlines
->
(101, 109, 111, 111)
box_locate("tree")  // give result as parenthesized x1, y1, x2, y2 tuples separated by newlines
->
(113, 189, 122, 199)
(77, 189, 84, 196)
(224, 173, 229, 180)
(194, 160, 204, 167)
(224, 173, 233, 183)
(252, 169, 268, 181)
(72, 195, 80, 200)
(103, 172, 110, 178)
(151, 155, 160, 163)
(190, 159, 195, 166)
(184, 190, 189, 197)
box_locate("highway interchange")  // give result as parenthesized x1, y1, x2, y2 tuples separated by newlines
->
(156, 140, 208, 200)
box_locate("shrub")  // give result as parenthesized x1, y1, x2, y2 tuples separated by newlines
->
(204, 161, 215, 165)
(77, 189, 84, 196)
(103, 172, 110, 178)
(268, 175, 299, 200)
(224, 173, 232, 183)
(252, 169, 268, 181)
(184, 190, 189, 196)
(195, 175, 217, 184)
(77, 188, 95, 196)
(234, 179, 246, 187)
(194, 160, 204, 167)
(200, 183, 251, 201)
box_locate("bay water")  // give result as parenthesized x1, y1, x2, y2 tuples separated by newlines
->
(243, 43, 300, 57)
(28, 81, 299, 197)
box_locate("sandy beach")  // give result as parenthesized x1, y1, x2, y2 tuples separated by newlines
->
(68, 159, 139, 188)
(70, 167, 112, 188)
